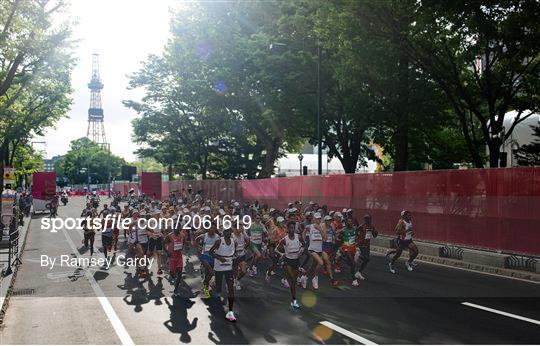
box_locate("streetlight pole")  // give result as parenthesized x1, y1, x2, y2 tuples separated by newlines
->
(317, 43, 322, 175)
(298, 153, 304, 176)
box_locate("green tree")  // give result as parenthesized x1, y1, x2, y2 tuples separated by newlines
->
(11, 143, 43, 188)
(0, 0, 74, 186)
(127, 1, 313, 179)
(54, 138, 126, 184)
(379, 0, 540, 167)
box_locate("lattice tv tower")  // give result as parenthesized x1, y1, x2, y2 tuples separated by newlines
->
(86, 53, 109, 150)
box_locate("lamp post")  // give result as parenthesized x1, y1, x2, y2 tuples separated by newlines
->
(298, 153, 304, 176)
(270, 41, 323, 175)
(316, 43, 322, 175)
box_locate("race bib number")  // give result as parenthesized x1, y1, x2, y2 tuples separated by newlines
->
(365, 231, 372, 239)
(173, 241, 183, 251)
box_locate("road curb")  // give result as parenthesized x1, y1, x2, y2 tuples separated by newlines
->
(0, 216, 32, 326)
(370, 245, 540, 283)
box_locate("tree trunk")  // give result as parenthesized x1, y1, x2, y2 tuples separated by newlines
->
(0, 140, 9, 189)
(393, 43, 410, 172)
(488, 139, 501, 168)
(341, 158, 357, 173)
(168, 164, 173, 180)
(257, 140, 280, 178)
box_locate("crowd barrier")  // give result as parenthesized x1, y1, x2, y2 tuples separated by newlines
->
(114, 168, 540, 256)
(241, 168, 540, 256)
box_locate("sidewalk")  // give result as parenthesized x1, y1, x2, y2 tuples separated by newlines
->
(371, 235, 540, 283)
(0, 214, 31, 324)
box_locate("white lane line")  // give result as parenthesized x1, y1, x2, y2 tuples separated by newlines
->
(319, 321, 377, 345)
(462, 302, 540, 326)
(62, 228, 135, 345)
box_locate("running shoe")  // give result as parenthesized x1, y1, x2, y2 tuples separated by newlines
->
(405, 261, 414, 271)
(352, 279, 360, 287)
(281, 278, 290, 288)
(300, 275, 308, 289)
(201, 285, 211, 299)
(265, 273, 271, 283)
(225, 311, 237, 322)
(247, 268, 255, 277)
(252, 266, 258, 275)
(331, 279, 340, 287)
(388, 262, 396, 274)
(290, 300, 301, 309)
(354, 271, 366, 280)
(312, 276, 319, 290)
(334, 265, 341, 273)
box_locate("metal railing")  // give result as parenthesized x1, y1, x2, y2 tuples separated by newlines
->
(0, 209, 22, 277)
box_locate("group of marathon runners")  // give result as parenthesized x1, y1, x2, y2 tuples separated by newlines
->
(78, 190, 419, 322)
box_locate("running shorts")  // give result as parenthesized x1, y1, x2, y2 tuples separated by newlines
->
(340, 244, 357, 254)
(233, 255, 246, 266)
(101, 234, 113, 247)
(284, 257, 299, 269)
(322, 242, 334, 254)
(135, 241, 148, 254)
(147, 237, 163, 252)
(398, 239, 413, 249)
(169, 253, 183, 273)
(199, 253, 214, 267)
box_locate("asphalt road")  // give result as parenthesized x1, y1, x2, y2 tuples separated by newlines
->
(1, 197, 539, 344)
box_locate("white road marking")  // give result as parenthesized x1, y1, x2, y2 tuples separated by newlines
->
(319, 321, 377, 345)
(62, 228, 135, 345)
(462, 302, 540, 326)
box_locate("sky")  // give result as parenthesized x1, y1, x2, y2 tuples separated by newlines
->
(36, 0, 178, 162)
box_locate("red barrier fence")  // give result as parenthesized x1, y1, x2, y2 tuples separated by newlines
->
(32, 172, 56, 199)
(168, 180, 242, 202)
(156, 167, 539, 256)
(140, 172, 162, 200)
(238, 167, 540, 256)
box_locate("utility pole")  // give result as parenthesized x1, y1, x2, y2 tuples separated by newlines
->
(317, 44, 322, 175)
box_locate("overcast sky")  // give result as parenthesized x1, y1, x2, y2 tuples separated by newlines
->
(36, 0, 177, 162)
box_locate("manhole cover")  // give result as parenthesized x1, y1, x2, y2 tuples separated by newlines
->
(12, 288, 35, 296)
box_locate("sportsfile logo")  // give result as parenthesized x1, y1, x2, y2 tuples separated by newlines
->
(40, 214, 252, 232)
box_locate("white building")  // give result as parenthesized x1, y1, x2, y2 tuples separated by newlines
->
(275, 144, 377, 176)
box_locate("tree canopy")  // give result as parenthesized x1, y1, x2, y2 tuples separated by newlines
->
(128, 0, 539, 177)
(54, 138, 126, 185)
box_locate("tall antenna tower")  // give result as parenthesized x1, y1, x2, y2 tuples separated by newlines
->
(86, 53, 109, 150)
